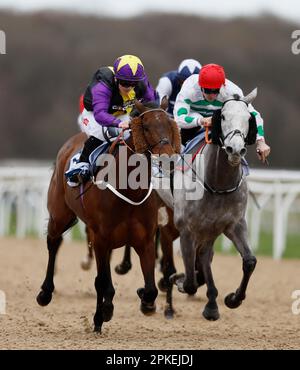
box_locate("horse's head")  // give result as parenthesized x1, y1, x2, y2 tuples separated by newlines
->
(130, 97, 181, 156)
(211, 88, 258, 166)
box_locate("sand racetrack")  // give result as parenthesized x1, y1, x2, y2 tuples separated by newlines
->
(0, 237, 299, 349)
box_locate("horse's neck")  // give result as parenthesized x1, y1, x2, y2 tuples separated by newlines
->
(115, 137, 152, 191)
(204, 145, 242, 190)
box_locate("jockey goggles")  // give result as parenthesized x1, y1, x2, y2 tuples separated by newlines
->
(118, 79, 138, 88)
(202, 87, 220, 94)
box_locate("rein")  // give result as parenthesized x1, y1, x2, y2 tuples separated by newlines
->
(179, 144, 244, 195)
(78, 107, 174, 205)
(92, 178, 153, 206)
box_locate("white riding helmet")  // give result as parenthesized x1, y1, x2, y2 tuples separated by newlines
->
(178, 59, 202, 80)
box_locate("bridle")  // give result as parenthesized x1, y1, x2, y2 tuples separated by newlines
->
(218, 98, 249, 147)
(138, 108, 172, 153)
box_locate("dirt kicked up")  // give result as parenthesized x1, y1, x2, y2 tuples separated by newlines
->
(0, 237, 299, 349)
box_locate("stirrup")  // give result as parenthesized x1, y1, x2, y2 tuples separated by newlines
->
(65, 162, 90, 187)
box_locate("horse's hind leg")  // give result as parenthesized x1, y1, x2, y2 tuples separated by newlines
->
(158, 226, 177, 292)
(93, 247, 115, 333)
(173, 231, 197, 295)
(81, 226, 94, 270)
(36, 210, 77, 306)
(158, 225, 177, 319)
(114, 245, 132, 275)
(224, 218, 257, 309)
(197, 243, 219, 321)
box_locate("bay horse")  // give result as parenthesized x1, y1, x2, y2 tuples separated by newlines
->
(157, 88, 259, 321)
(81, 198, 179, 318)
(36, 99, 181, 332)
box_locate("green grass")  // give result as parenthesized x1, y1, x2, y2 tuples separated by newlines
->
(6, 210, 300, 259)
(214, 231, 300, 259)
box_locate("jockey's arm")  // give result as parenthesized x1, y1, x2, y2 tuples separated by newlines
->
(248, 103, 271, 162)
(174, 91, 203, 129)
(142, 75, 157, 103)
(92, 83, 121, 128)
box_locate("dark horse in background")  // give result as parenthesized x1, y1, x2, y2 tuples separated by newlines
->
(36, 99, 181, 333)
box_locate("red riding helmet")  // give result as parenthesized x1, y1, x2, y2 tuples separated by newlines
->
(198, 64, 226, 89)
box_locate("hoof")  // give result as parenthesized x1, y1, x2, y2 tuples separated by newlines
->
(224, 292, 243, 309)
(164, 307, 174, 320)
(115, 261, 132, 275)
(158, 278, 168, 293)
(202, 306, 220, 321)
(81, 257, 92, 271)
(170, 273, 186, 293)
(102, 302, 114, 322)
(36, 290, 52, 306)
(140, 301, 156, 316)
(94, 325, 102, 333)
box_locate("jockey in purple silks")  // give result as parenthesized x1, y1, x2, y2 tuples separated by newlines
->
(65, 55, 156, 186)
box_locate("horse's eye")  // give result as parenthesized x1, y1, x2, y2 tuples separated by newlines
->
(221, 114, 225, 121)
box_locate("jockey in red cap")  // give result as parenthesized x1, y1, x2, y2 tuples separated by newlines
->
(174, 63, 270, 162)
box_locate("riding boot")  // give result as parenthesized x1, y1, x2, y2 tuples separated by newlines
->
(77, 136, 103, 183)
(65, 136, 103, 186)
(79, 136, 103, 163)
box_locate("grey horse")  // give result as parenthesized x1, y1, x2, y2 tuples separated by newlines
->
(156, 88, 259, 321)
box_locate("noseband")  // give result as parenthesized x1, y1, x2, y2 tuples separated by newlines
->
(138, 108, 171, 151)
(218, 99, 249, 147)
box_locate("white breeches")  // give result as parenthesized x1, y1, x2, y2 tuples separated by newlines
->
(78, 109, 129, 141)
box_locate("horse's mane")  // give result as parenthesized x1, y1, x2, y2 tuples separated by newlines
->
(129, 100, 181, 154)
(130, 101, 159, 118)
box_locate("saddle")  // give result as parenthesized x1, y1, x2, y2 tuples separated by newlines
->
(90, 130, 131, 178)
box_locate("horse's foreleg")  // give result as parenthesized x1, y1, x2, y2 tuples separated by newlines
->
(37, 214, 77, 306)
(93, 247, 115, 333)
(114, 245, 132, 275)
(224, 218, 257, 309)
(135, 240, 158, 316)
(198, 244, 219, 321)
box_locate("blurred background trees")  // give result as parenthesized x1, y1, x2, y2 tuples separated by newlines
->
(0, 10, 299, 168)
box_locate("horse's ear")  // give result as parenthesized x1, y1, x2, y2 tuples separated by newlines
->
(211, 110, 222, 145)
(244, 88, 257, 105)
(130, 117, 148, 153)
(160, 96, 169, 111)
(245, 113, 258, 145)
(135, 99, 146, 113)
(170, 119, 181, 154)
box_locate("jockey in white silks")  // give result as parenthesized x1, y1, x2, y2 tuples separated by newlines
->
(156, 58, 201, 116)
(173, 63, 270, 162)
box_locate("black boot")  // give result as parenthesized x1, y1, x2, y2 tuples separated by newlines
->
(65, 136, 102, 185)
(79, 136, 103, 163)
(78, 136, 103, 183)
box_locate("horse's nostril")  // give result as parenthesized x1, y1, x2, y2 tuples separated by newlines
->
(226, 146, 233, 154)
(240, 147, 247, 157)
